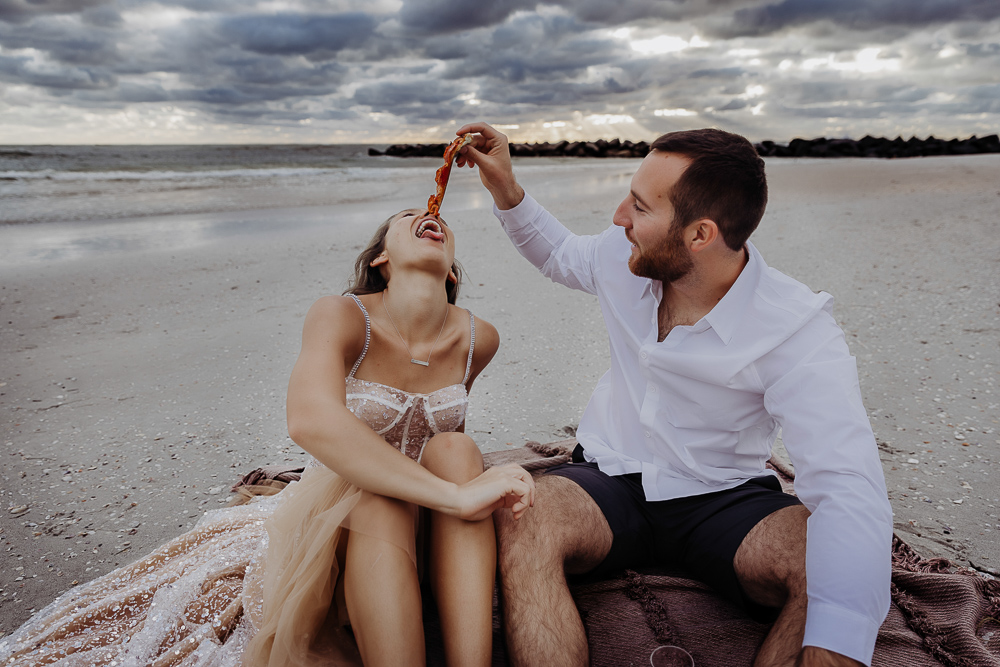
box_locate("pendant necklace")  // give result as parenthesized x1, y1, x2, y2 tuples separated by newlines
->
(382, 291, 448, 367)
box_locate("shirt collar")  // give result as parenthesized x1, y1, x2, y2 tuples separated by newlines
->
(700, 240, 763, 346)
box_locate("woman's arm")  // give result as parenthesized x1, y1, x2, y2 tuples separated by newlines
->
(286, 296, 532, 518)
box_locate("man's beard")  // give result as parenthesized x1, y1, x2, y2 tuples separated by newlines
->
(628, 221, 693, 284)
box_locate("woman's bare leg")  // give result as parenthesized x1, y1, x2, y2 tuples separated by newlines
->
(343, 493, 424, 667)
(421, 432, 495, 667)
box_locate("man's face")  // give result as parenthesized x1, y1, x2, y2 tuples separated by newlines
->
(613, 151, 693, 284)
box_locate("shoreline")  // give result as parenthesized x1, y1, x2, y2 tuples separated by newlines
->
(2, 155, 999, 632)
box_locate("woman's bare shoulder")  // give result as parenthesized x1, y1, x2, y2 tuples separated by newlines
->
(301, 295, 368, 352)
(306, 294, 365, 319)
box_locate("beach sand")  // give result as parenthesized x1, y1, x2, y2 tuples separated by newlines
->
(1, 155, 998, 633)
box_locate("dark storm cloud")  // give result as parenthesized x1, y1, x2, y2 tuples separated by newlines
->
(726, 0, 1000, 37)
(479, 75, 638, 106)
(217, 12, 378, 58)
(0, 0, 111, 24)
(765, 80, 930, 109)
(965, 83, 1000, 113)
(354, 79, 465, 109)
(116, 82, 172, 103)
(397, 0, 538, 34)
(567, 0, 751, 24)
(0, 53, 116, 88)
(81, 5, 121, 27)
(0, 17, 120, 65)
(435, 12, 629, 83)
(142, 47, 349, 105)
(964, 42, 1000, 58)
(397, 0, 760, 34)
(689, 67, 747, 79)
(220, 57, 347, 88)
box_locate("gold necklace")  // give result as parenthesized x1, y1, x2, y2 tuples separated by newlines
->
(382, 291, 448, 367)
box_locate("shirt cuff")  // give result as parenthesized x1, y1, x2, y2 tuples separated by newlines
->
(492, 192, 542, 231)
(803, 600, 880, 666)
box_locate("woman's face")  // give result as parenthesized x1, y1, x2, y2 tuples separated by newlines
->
(381, 208, 456, 273)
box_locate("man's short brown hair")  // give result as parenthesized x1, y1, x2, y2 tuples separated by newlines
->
(650, 128, 767, 251)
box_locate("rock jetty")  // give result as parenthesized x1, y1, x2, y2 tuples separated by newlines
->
(369, 134, 1000, 159)
(369, 138, 649, 158)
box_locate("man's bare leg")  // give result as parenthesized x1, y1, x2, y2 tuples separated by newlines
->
(735, 505, 862, 667)
(493, 474, 613, 667)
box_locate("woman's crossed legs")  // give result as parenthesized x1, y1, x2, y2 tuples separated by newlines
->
(343, 433, 495, 667)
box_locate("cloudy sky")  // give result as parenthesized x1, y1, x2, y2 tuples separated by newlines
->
(1, 0, 998, 144)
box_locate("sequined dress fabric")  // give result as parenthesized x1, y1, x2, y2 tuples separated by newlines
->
(0, 299, 475, 667)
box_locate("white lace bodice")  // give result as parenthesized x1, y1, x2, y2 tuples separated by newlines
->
(343, 294, 475, 461)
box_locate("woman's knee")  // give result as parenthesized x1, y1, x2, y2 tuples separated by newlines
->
(350, 491, 418, 536)
(421, 432, 484, 481)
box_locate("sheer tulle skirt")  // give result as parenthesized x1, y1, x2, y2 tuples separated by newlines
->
(244, 463, 417, 667)
(0, 463, 417, 667)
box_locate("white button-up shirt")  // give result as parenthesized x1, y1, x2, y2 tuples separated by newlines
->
(495, 193, 892, 666)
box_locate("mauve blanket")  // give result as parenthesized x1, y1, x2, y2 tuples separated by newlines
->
(237, 442, 1000, 666)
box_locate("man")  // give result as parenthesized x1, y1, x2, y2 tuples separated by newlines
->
(455, 122, 892, 667)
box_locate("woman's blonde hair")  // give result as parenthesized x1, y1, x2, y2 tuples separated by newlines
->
(344, 211, 463, 304)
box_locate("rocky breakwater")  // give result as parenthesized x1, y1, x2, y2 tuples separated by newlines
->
(756, 134, 1000, 158)
(369, 138, 650, 158)
(370, 134, 1000, 160)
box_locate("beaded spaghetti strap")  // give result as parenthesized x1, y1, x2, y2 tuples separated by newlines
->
(347, 294, 370, 378)
(462, 309, 476, 385)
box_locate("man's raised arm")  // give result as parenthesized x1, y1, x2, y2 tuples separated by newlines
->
(456, 122, 607, 296)
(455, 122, 525, 210)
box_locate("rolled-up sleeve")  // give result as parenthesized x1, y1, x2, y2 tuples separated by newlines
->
(762, 311, 893, 666)
(493, 193, 602, 295)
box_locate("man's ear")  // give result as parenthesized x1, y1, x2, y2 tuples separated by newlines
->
(688, 219, 719, 253)
(370, 252, 388, 268)
(447, 268, 458, 284)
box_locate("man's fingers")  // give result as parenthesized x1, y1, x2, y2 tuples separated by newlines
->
(456, 121, 498, 138)
(455, 148, 477, 168)
(456, 133, 490, 161)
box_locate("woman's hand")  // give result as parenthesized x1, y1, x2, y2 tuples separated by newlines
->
(450, 464, 535, 522)
(454, 121, 525, 210)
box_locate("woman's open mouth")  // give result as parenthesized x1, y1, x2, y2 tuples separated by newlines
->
(415, 218, 445, 242)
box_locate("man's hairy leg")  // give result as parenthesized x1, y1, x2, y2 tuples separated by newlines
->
(735, 505, 862, 667)
(493, 474, 613, 667)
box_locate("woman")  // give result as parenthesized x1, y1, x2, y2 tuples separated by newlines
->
(0, 209, 533, 667)
(247, 207, 533, 667)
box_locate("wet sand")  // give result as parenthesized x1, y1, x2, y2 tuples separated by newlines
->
(1, 155, 998, 632)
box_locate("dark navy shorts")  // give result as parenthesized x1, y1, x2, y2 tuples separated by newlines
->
(545, 445, 802, 622)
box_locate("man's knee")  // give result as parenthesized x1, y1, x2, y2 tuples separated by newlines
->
(494, 474, 611, 577)
(735, 504, 811, 606)
(494, 487, 560, 572)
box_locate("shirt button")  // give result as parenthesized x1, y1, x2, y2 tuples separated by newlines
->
(644, 431, 651, 438)
(649, 384, 657, 393)
(640, 351, 648, 360)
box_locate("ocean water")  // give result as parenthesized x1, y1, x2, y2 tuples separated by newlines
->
(0, 144, 630, 263)
(0, 144, 446, 226)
